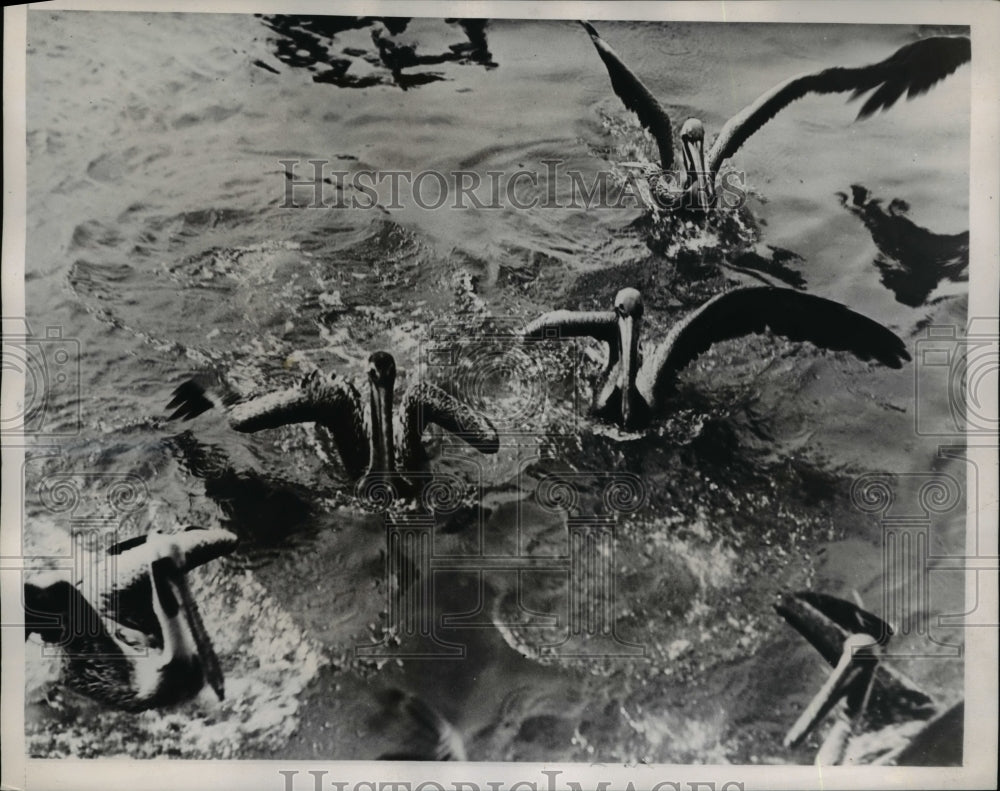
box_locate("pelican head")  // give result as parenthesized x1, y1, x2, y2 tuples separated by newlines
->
(613, 288, 644, 429)
(679, 117, 713, 208)
(367, 351, 397, 472)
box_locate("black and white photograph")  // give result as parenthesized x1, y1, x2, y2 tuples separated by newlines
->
(2, 2, 997, 789)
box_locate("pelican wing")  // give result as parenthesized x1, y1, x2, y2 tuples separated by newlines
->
(882, 701, 963, 766)
(404, 381, 499, 454)
(169, 371, 362, 433)
(794, 591, 893, 647)
(105, 527, 238, 601)
(580, 21, 674, 170)
(707, 35, 971, 174)
(641, 287, 911, 405)
(523, 309, 618, 345)
(24, 578, 96, 643)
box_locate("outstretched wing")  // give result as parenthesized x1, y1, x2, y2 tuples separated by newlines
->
(707, 36, 971, 174)
(403, 381, 499, 455)
(523, 308, 621, 373)
(641, 286, 911, 406)
(168, 370, 362, 433)
(794, 591, 894, 646)
(24, 578, 87, 643)
(774, 590, 892, 669)
(168, 370, 368, 479)
(105, 527, 238, 603)
(580, 21, 675, 170)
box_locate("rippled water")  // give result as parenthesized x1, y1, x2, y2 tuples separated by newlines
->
(22, 12, 968, 762)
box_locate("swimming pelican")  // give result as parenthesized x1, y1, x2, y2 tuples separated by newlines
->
(581, 21, 971, 206)
(25, 527, 236, 712)
(523, 286, 911, 430)
(775, 590, 956, 765)
(167, 351, 499, 499)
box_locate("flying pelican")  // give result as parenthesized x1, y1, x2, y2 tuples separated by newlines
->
(580, 21, 971, 207)
(25, 527, 236, 712)
(167, 352, 499, 499)
(523, 286, 911, 430)
(775, 590, 958, 765)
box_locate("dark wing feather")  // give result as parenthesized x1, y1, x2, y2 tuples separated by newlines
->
(580, 21, 674, 170)
(707, 36, 971, 174)
(24, 579, 82, 643)
(853, 36, 970, 118)
(403, 381, 499, 455)
(888, 701, 963, 766)
(166, 379, 218, 421)
(642, 286, 910, 406)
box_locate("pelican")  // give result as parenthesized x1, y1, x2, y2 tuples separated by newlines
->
(775, 590, 958, 765)
(580, 21, 971, 207)
(523, 286, 911, 430)
(25, 527, 236, 712)
(167, 351, 499, 499)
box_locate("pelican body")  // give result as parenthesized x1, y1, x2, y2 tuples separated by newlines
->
(524, 286, 911, 431)
(25, 527, 235, 712)
(581, 21, 971, 208)
(775, 591, 950, 765)
(167, 351, 499, 499)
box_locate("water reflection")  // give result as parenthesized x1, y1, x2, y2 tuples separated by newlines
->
(839, 185, 969, 307)
(258, 15, 496, 89)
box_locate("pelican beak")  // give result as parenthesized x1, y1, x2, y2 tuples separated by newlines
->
(369, 374, 395, 473)
(151, 552, 225, 701)
(682, 137, 714, 209)
(617, 314, 638, 429)
(783, 633, 879, 748)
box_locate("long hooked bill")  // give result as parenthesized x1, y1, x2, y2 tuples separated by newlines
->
(682, 137, 714, 208)
(784, 633, 879, 748)
(370, 380, 396, 472)
(617, 313, 636, 427)
(158, 555, 226, 701)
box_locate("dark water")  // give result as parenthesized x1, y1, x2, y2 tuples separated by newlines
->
(22, 12, 968, 762)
